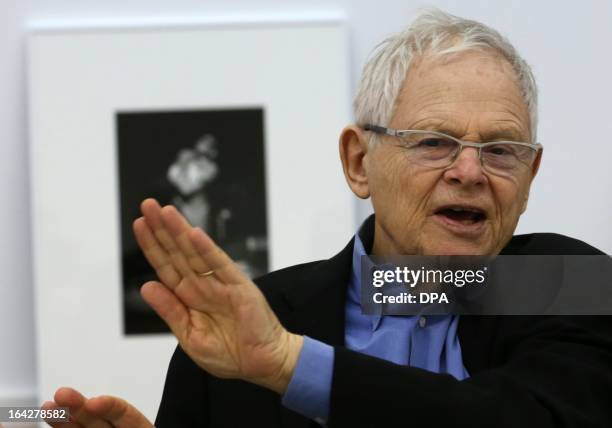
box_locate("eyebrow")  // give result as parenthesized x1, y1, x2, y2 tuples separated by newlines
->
(419, 126, 525, 142)
(480, 128, 526, 142)
(401, 117, 528, 142)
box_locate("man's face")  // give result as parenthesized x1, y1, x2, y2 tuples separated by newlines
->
(365, 51, 538, 256)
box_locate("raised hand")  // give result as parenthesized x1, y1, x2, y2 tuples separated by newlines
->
(43, 387, 153, 427)
(135, 199, 303, 393)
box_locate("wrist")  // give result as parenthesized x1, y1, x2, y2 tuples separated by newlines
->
(260, 332, 304, 394)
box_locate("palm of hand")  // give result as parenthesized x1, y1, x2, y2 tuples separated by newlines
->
(135, 199, 300, 392)
(178, 275, 287, 383)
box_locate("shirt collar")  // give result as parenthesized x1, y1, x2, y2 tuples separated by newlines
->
(349, 215, 383, 331)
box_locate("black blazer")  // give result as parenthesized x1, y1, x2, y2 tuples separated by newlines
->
(155, 233, 612, 428)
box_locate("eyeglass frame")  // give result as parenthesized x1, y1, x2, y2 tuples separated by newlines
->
(363, 124, 543, 172)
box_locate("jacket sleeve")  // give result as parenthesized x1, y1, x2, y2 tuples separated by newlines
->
(155, 345, 209, 428)
(329, 315, 612, 428)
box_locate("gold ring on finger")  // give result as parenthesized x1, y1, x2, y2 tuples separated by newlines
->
(197, 269, 215, 278)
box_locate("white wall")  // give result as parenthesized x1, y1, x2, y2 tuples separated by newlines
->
(2, 0, 611, 414)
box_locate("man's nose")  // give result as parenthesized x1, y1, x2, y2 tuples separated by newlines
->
(442, 147, 487, 187)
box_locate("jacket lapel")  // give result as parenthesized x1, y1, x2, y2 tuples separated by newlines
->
(278, 238, 355, 428)
(457, 235, 528, 374)
(281, 237, 355, 346)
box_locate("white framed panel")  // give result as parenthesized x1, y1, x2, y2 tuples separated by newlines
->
(28, 20, 352, 421)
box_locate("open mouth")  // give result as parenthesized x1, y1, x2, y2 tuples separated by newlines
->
(434, 206, 486, 225)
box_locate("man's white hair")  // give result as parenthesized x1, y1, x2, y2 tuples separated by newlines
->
(354, 8, 538, 142)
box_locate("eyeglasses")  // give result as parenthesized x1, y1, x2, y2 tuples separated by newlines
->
(364, 124, 542, 177)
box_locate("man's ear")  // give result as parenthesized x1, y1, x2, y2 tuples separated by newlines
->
(339, 125, 371, 199)
(521, 149, 543, 213)
(531, 149, 542, 178)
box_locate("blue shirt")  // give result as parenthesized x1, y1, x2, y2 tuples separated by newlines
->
(282, 221, 469, 424)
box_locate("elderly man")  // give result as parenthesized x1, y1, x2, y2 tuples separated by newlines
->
(45, 9, 612, 428)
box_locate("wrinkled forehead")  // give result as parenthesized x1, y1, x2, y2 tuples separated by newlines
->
(391, 50, 531, 141)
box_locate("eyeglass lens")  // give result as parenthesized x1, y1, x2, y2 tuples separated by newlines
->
(397, 133, 535, 175)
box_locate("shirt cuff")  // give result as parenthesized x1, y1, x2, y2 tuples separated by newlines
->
(281, 335, 334, 424)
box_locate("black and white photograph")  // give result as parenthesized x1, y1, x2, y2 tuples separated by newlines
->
(116, 108, 269, 334)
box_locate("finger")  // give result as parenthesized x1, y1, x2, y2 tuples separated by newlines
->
(52, 388, 110, 427)
(139, 198, 164, 229)
(159, 205, 211, 275)
(159, 206, 240, 305)
(53, 386, 85, 409)
(85, 396, 154, 428)
(133, 217, 181, 288)
(141, 200, 196, 280)
(42, 400, 81, 428)
(141, 199, 181, 255)
(188, 227, 248, 284)
(141, 281, 191, 341)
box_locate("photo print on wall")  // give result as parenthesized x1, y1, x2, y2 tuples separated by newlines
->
(116, 108, 268, 334)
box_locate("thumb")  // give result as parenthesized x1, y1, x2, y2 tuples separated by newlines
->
(85, 395, 153, 428)
(141, 281, 190, 342)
